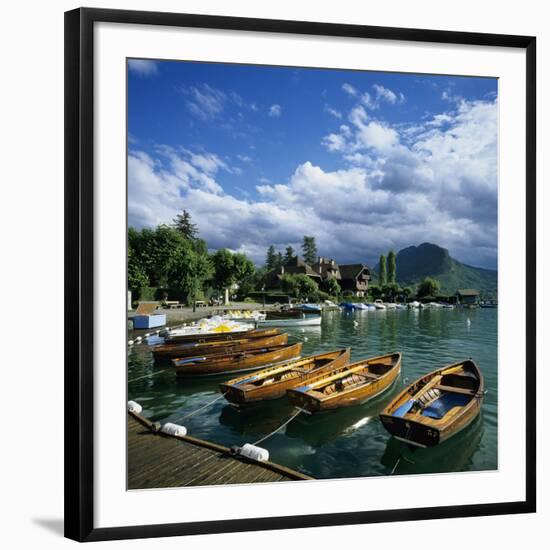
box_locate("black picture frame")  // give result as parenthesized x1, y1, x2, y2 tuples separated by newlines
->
(65, 7, 537, 542)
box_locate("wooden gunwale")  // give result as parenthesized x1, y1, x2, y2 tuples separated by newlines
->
(379, 359, 484, 445)
(287, 352, 402, 411)
(165, 327, 280, 344)
(159, 333, 288, 360)
(220, 348, 351, 405)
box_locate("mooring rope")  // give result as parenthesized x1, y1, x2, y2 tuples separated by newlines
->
(128, 368, 171, 384)
(171, 393, 228, 423)
(390, 457, 402, 475)
(252, 408, 302, 446)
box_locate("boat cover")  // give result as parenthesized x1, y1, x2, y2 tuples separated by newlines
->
(421, 393, 471, 419)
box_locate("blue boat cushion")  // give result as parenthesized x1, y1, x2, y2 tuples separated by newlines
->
(421, 393, 471, 419)
(393, 399, 415, 418)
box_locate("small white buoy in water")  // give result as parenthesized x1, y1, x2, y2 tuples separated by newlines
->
(467, 317, 471, 327)
(128, 340, 134, 346)
(239, 443, 269, 462)
(161, 422, 187, 437)
(353, 320, 359, 327)
(304, 337, 308, 342)
(127, 400, 142, 414)
(135, 336, 142, 342)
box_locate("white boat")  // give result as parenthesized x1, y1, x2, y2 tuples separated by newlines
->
(408, 301, 421, 309)
(385, 303, 397, 310)
(256, 316, 322, 327)
(353, 302, 369, 310)
(373, 300, 387, 310)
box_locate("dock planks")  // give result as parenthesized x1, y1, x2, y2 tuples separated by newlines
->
(127, 413, 312, 490)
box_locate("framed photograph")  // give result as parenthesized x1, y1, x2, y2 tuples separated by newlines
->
(65, 7, 536, 542)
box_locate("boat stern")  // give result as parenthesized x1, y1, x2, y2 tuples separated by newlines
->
(379, 414, 440, 447)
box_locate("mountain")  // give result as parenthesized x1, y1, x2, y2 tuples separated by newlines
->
(375, 243, 497, 295)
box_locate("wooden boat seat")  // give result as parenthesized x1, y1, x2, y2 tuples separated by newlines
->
(435, 384, 476, 396)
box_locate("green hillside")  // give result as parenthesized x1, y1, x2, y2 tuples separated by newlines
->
(375, 243, 497, 294)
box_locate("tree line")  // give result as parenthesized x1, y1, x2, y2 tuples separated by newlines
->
(265, 235, 318, 270)
(128, 210, 256, 305)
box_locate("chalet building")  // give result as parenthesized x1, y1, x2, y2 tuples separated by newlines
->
(264, 256, 322, 289)
(456, 289, 480, 306)
(339, 264, 371, 297)
(312, 257, 341, 281)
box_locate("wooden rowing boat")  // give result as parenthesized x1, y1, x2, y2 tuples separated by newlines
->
(379, 359, 484, 447)
(173, 342, 303, 376)
(153, 333, 288, 360)
(220, 348, 351, 406)
(286, 352, 401, 413)
(165, 327, 280, 344)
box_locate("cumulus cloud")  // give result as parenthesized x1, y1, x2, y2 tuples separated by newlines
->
(128, 84, 497, 268)
(268, 104, 282, 117)
(128, 59, 158, 76)
(342, 83, 358, 96)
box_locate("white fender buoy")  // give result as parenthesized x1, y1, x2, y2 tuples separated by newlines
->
(144, 333, 150, 338)
(127, 400, 142, 414)
(128, 340, 134, 346)
(161, 423, 187, 437)
(239, 443, 269, 462)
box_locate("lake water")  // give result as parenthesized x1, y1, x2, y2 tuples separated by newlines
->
(128, 307, 498, 480)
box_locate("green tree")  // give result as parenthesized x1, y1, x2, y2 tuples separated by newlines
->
(265, 245, 277, 270)
(325, 277, 341, 298)
(387, 250, 396, 284)
(212, 249, 255, 304)
(276, 252, 284, 269)
(284, 245, 295, 264)
(378, 254, 387, 286)
(417, 277, 440, 298)
(280, 273, 319, 301)
(302, 236, 317, 265)
(127, 245, 149, 295)
(172, 209, 198, 240)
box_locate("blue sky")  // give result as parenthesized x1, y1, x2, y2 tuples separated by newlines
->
(128, 59, 498, 269)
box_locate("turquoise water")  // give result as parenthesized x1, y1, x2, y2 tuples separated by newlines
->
(128, 307, 497, 479)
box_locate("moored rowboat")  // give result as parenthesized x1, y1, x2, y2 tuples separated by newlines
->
(153, 333, 288, 361)
(379, 359, 484, 447)
(173, 342, 303, 376)
(286, 352, 402, 413)
(220, 348, 351, 406)
(165, 327, 280, 344)
(256, 316, 322, 327)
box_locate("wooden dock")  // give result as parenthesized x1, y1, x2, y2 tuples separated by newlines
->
(128, 412, 312, 489)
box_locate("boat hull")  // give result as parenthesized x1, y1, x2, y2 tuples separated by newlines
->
(287, 352, 402, 413)
(220, 349, 351, 405)
(173, 342, 303, 376)
(154, 334, 288, 360)
(257, 316, 322, 327)
(379, 360, 484, 447)
(165, 327, 280, 344)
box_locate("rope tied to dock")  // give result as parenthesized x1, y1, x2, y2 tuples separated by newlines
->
(128, 367, 171, 384)
(252, 408, 302, 447)
(172, 392, 228, 423)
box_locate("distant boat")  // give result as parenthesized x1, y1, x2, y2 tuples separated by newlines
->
(385, 303, 397, 310)
(287, 352, 402, 413)
(153, 333, 288, 361)
(340, 302, 356, 310)
(408, 301, 421, 309)
(173, 342, 303, 376)
(353, 303, 369, 310)
(379, 359, 484, 447)
(395, 304, 407, 310)
(256, 316, 322, 327)
(373, 300, 386, 310)
(295, 303, 323, 313)
(220, 348, 351, 405)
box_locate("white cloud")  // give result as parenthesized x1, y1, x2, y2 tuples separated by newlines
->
(324, 105, 342, 119)
(128, 90, 497, 268)
(342, 83, 358, 96)
(184, 84, 226, 120)
(268, 104, 282, 117)
(128, 59, 158, 76)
